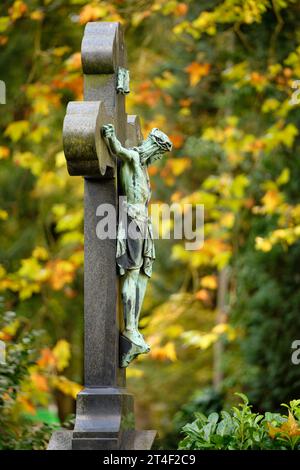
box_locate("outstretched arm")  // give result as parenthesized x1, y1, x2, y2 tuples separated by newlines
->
(102, 124, 134, 162)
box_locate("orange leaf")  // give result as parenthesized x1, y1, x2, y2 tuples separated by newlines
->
(169, 134, 184, 149)
(175, 3, 189, 16)
(185, 62, 211, 86)
(31, 373, 49, 392)
(37, 348, 56, 369)
(195, 289, 211, 303)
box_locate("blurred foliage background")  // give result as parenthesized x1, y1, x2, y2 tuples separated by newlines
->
(1, 0, 300, 449)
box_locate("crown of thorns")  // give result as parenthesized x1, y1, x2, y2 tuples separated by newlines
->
(149, 128, 172, 151)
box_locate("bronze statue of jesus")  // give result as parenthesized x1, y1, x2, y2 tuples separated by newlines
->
(102, 124, 172, 366)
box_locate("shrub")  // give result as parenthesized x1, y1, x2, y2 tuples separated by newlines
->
(0, 309, 55, 449)
(179, 393, 300, 450)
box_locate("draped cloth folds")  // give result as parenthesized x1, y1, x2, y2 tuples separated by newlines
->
(116, 201, 155, 278)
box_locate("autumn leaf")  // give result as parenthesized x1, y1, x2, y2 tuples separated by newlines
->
(195, 289, 211, 303)
(37, 348, 56, 369)
(169, 134, 184, 149)
(46, 259, 76, 290)
(268, 411, 300, 438)
(168, 158, 191, 176)
(0, 319, 20, 341)
(9, 1, 28, 22)
(66, 52, 82, 71)
(30, 10, 44, 21)
(4, 120, 29, 142)
(150, 342, 177, 361)
(13, 151, 43, 175)
(32, 246, 49, 261)
(255, 236, 272, 252)
(79, 4, 108, 25)
(261, 189, 283, 214)
(18, 397, 35, 414)
(175, 3, 189, 17)
(0, 17, 10, 33)
(185, 62, 211, 86)
(0, 146, 10, 159)
(31, 373, 49, 392)
(0, 210, 8, 220)
(51, 376, 82, 399)
(52, 340, 71, 372)
(201, 275, 217, 290)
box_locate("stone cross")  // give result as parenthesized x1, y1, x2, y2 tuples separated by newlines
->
(48, 22, 155, 451)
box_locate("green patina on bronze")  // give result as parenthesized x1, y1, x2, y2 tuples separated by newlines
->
(116, 67, 130, 95)
(102, 124, 172, 366)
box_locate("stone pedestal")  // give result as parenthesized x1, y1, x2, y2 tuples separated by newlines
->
(48, 430, 157, 450)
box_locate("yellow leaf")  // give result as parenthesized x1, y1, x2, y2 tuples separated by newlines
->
(2, 319, 20, 339)
(52, 376, 82, 399)
(276, 168, 290, 186)
(52, 46, 71, 57)
(255, 236, 272, 252)
(18, 258, 48, 282)
(150, 341, 177, 361)
(55, 151, 66, 168)
(79, 4, 108, 24)
(268, 411, 300, 438)
(0, 146, 10, 159)
(201, 275, 217, 290)
(126, 368, 144, 378)
(56, 210, 83, 232)
(30, 10, 44, 21)
(9, 1, 28, 21)
(4, 120, 29, 142)
(0, 210, 8, 220)
(261, 189, 283, 214)
(14, 151, 43, 175)
(0, 265, 6, 278)
(220, 212, 235, 229)
(0, 17, 10, 33)
(32, 246, 49, 261)
(262, 98, 280, 113)
(52, 340, 71, 371)
(169, 157, 191, 175)
(19, 281, 41, 300)
(29, 126, 49, 144)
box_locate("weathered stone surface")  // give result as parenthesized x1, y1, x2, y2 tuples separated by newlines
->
(47, 430, 157, 450)
(81, 22, 126, 75)
(126, 115, 143, 148)
(63, 101, 115, 176)
(47, 431, 73, 450)
(83, 179, 123, 388)
(73, 387, 134, 435)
